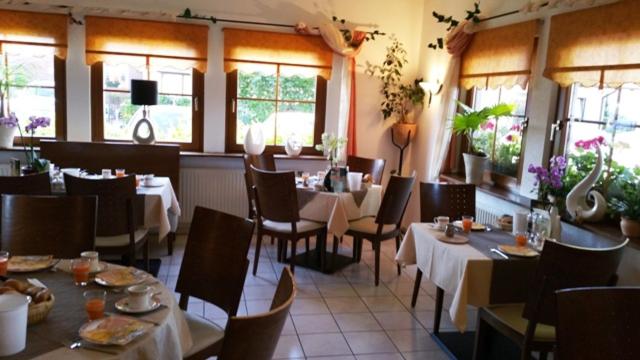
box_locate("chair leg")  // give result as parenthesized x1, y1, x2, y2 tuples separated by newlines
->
(539, 352, 548, 360)
(270, 235, 274, 245)
(434, 287, 444, 334)
(352, 236, 358, 261)
(253, 231, 263, 275)
(276, 238, 283, 262)
(395, 236, 402, 275)
(167, 232, 175, 256)
(332, 235, 339, 267)
(411, 269, 423, 307)
(374, 240, 381, 286)
(281, 239, 288, 262)
(290, 239, 297, 274)
(304, 237, 310, 264)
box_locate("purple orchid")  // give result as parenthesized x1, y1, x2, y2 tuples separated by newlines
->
(25, 116, 51, 133)
(0, 113, 19, 128)
(528, 155, 567, 199)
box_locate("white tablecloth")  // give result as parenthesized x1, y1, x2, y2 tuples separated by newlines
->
(396, 223, 493, 331)
(31, 263, 193, 360)
(298, 185, 382, 236)
(136, 177, 181, 240)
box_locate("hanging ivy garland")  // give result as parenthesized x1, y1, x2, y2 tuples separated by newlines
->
(427, 2, 481, 50)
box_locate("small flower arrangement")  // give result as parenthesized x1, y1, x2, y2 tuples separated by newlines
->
(0, 113, 18, 128)
(575, 136, 606, 151)
(315, 133, 347, 167)
(18, 115, 51, 173)
(528, 155, 567, 201)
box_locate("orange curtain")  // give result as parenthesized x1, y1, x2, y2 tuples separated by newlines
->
(85, 16, 209, 72)
(224, 28, 333, 79)
(460, 20, 539, 90)
(544, 0, 640, 88)
(0, 9, 68, 58)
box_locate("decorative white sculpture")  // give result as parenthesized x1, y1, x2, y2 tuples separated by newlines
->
(565, 144, 607, 222)
(285, 133, 303, 157)
(243, 124, 265, 155)
(132, 118, 156, 145)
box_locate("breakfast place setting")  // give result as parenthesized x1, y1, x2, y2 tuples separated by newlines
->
(0, 250, 190, 359)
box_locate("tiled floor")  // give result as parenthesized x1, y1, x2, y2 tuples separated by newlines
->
(153, 233, 474, 359)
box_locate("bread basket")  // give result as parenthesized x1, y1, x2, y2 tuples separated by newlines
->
(27, 294, 55, 325)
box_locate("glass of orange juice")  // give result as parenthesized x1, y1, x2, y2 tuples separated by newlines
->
(115, 168, 126, 178)
(515, 232, 528, 247)
(0, 251, 9, 276)
(461, 215, 474, 233)
(84, 290, 106, 321)
(71, 258, 91, 286)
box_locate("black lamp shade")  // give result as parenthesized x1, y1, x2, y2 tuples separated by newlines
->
(131, 80, 158, 106)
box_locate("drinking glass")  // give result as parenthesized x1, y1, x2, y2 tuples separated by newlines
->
(0, 251, 8, 276)
(83, 290, 106, 321)
(515, 232, 528, 247)
(461, 215, 474, 233)
(301, 172, 310, 187)
(71, 258, 91, 286)
(115, 169, 126, 178)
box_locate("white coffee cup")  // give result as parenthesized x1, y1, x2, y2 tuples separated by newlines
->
(0, 294, 29, 356)
(144, 174, 155, 186)
(433, 216, 450, 230)
(80, 251, 100, 272)
(101, 169, 112, 179)
(126, 285, 152, 311)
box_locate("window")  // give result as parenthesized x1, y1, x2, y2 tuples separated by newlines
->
(225, 64, 326, 153)
(86, 16, 208, 151)
(100, 58, 195, 144)
(563, 84, 640, 172)
(470, 85, 529, 179)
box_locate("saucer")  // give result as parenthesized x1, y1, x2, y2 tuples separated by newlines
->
(115, 297, 162, 314)
(427, 223, 447, 232)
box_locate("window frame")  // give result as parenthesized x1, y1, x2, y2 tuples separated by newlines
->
(90, 61, 204, 152)
(1, 48, 67, 146)
(224, 69, 326, 155)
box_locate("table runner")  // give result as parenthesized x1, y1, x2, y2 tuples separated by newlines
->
(396, 223, 537, 331)
(4, 263, 191, 359)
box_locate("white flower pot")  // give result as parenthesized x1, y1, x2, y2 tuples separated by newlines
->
(243, 124, 266, 155)
(463, 153, 487, 185)
(0, 126, 16, 149)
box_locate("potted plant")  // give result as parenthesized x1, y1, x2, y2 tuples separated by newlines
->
(315, 133, 348, 192)
(452, 101, 514, 184)
(18, 116, 51, 175)
(365, 36, 425, 145)
(609, 177, 640, 239)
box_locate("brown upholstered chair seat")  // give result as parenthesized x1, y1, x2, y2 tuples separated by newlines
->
(348, 217, 396, 235)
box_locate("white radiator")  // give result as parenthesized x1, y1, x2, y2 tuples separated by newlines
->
(475, 206, 501, 226)
(178, 168, 248, 224)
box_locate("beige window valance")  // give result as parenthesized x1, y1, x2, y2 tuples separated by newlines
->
(223, 28, 333, 79)
(543, 0, 640, 88)
(85, 16, 209, 73)
(460, 20, 539, 90)
(0, 9, 68, 58)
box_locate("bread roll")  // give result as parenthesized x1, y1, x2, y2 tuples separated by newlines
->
(33, 288, 51, 303)
(4, 279, 30, 292)
(0, 286, 18, 295)
(25, 286, 45, 298)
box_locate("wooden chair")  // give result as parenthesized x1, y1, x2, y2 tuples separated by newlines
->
(243, 153, 276, 219)
(556, 287, 640, 360)
(0, 172, 52, 195)
(349, 174, 415, 286)
(64, 174, 149, 270)
(177, 206, 255, 360)
(1, 195, 97, 258)
(347, 155, 386, 185)
(217, 268, 296, 360)
(473, 239, 628, 360)
(251, 167, 326, 274)
(411, 182, 476, 313)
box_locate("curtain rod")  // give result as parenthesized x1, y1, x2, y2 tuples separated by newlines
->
(478, 2, 549, 23)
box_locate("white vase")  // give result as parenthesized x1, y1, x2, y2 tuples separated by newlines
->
(243, 124, 266, 155)
(0, 126, 16, 149)
(131, 118, 156, 145)
(285, 134, 303, 157)
(565, 144, 607, 222)
(463, 153, 487, 185)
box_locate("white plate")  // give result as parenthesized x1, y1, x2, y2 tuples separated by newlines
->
(79, 315, 153, 346)
(94, 268, 149, 287)
(115, 297, 162, 314)
(452, 220, 486, 231)
(141, 181, 163, 188)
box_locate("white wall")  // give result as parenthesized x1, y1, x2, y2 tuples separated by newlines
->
(20, 0, 426, 174)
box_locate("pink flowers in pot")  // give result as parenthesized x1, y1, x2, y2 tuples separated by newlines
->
(575, 136, 605, 150)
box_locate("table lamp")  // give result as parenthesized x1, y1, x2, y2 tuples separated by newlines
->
(131, 79, 158, 145)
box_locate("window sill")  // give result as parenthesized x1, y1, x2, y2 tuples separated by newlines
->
(180, 151, 327, 161)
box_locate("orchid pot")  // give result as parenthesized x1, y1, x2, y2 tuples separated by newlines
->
(620, 217, 640, 239)
(0, 114, 18, 149)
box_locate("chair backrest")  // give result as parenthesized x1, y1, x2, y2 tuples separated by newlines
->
(419, 182, 475, 222)
(0, 172, 51, 195)
(243, 153, 276, 173)
(218, 268, 296, 360)
(1, 194, 97, 258)
(523, 239, 628, 326)
(347, 155, 386, 185)
(376, 175, 415, 226)
(251, 167, 300, 223)
(175, 206, 254, 316)
(64, 174, 139, 237)
(556, 287, 640, 360)
(40, 140, 180, 199)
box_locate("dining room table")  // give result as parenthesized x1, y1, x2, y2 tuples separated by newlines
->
(289, 179, 383, 273)
(3, 261, 192, 359)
